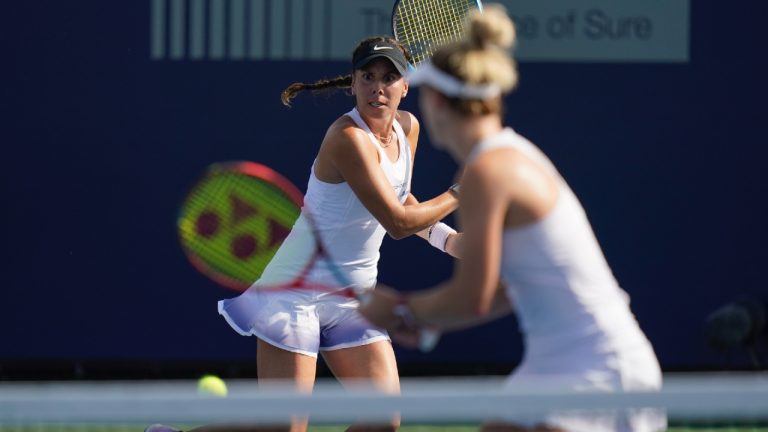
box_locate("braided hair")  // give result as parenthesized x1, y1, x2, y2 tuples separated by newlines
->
(280, 36, 412, 107)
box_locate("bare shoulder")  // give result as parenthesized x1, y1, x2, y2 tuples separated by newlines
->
(467, 148, 523, 177)
(325, 115, 368, 147)
(322, 114, 378, 160)
(468, 149, 554, 194)
(465, 148, 560, 222)
(396, 110, 419, 136)
(327, 115, 357, 137)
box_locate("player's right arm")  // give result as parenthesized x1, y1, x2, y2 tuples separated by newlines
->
(318, 117, 458, 239)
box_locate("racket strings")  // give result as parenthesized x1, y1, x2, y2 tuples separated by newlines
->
(422, 0, 469, 50)
(179, 172, 301, 288)
(183, 175, 269, 283)
(182, 174, 256, 281)
(394, 0, 476, 65)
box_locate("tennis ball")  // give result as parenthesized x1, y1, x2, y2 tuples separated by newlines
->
(197, 374, 228, 397)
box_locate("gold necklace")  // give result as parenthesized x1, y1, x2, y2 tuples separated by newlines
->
(375, 131, 395, 148)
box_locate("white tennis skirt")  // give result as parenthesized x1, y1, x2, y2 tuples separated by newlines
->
(218, 288, 389, 358)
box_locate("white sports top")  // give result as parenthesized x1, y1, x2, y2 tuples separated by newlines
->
(252, 108, 412, 295)
(470, 128, 658, 375)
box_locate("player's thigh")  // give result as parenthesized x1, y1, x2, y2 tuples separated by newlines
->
(321, 340, 400, 392)
(257, 338, 317, 392)
(324, 341, 401, 432)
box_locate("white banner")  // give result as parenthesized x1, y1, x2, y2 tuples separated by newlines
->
(151, 0, 689, 63)
(497, 0, 689, 62)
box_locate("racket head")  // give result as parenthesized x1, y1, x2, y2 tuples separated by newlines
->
(177, 161, 304, 291)
(391, 0, 483, 66)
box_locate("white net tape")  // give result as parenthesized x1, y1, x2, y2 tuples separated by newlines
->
(1, 373, 766, 425)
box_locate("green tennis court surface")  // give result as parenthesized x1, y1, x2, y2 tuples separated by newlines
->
(348, 426, 767, 432)
(3, 425, 767, 432)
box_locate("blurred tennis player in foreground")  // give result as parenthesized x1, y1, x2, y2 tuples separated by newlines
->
(360, 5, 666, 432)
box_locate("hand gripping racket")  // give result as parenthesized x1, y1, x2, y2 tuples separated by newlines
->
(177, 161, 439, 351)
(392, 0, 483, 66)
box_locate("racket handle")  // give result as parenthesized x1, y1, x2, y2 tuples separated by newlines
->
(419, 328, 441, 352)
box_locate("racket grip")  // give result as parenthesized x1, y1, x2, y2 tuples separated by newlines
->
(419, 328, 441, 352)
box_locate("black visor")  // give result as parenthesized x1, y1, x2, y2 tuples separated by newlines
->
(352, 41, 410, 76)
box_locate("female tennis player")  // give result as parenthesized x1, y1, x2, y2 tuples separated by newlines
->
(146, 36, 460, 432)
(359, 6, 666, 432)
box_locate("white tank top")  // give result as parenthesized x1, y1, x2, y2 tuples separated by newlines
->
(252, 108, 412, 295)
(470, 128, 658, 374)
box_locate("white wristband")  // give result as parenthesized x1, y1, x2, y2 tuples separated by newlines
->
(428, 222, 457, 253)
(449, 183, 460, 196)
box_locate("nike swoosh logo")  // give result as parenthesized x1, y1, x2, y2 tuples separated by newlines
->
(373, 45, 393, 51)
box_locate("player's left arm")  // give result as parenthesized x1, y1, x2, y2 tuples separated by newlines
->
(398, 110, 463, 258)
(404, 193, 462, 259)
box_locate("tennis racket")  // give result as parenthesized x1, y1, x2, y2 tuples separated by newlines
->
(177, 161, 304, 291)
(177, 161, 439, 351)
(392, 0, 483, 66)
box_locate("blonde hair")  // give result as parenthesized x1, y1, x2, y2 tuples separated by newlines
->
(430, 4, 518, 115)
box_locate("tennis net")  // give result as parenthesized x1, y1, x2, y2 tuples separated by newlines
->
(1, 372, 767, 431)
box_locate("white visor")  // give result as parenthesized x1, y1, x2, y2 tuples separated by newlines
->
(406, 62, 502, 100)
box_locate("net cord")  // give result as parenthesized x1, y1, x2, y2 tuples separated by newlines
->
(2, 374, 767, 425)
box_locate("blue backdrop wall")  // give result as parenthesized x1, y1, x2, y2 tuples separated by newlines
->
(3, 0, 767, 377)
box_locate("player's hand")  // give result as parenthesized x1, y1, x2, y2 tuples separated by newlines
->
(389, 326, 424, 350)
(358, 284, 402, 329)
(359, 284, 440, 351)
